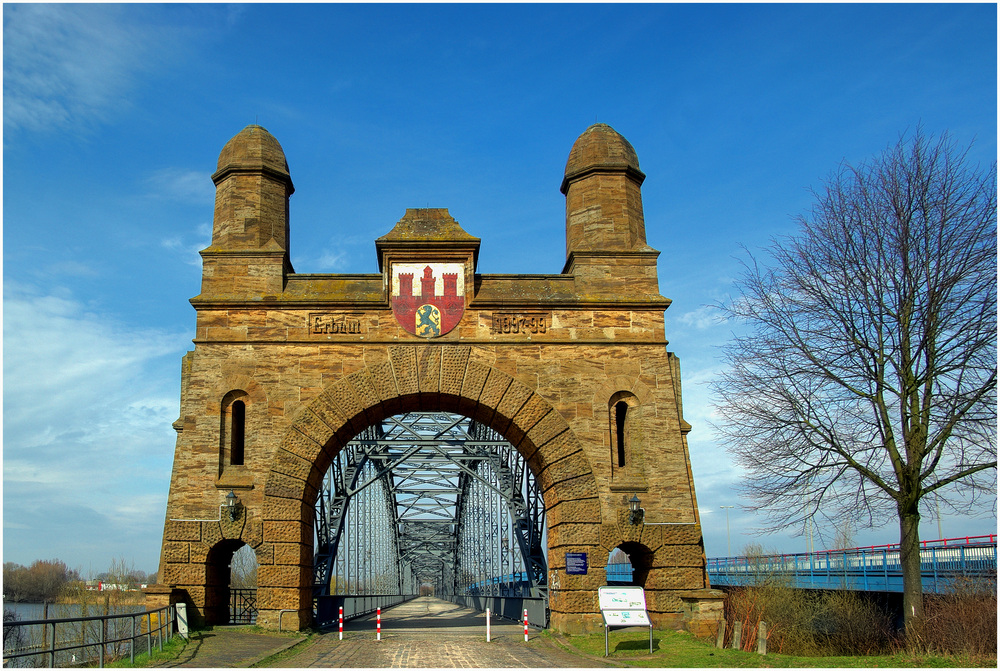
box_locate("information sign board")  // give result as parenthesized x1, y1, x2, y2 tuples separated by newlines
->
(598, 586, 647, 611)
(598, 586, 652, 655)
(565, 552, 588, 575)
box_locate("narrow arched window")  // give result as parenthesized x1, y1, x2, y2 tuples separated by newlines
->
(220, 391, 249, 476)
(609, 391, 639, 479)
(615, 401, 628, 467)
(231, 400, 246, 466)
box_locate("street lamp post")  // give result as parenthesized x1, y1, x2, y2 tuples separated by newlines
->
(720, 506, 734, 557)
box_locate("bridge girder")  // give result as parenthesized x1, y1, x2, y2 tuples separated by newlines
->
(314, 412, 547, 599)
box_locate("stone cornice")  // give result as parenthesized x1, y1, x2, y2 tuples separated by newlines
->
(211, 164, 294, 193)
(560, 163, 646, 194)
(199, 248, 289, 258)
(188, 297, 672, 310)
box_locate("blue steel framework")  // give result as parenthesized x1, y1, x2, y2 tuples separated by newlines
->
(313, 412, 547, 606)
(706, 535, 997, 593)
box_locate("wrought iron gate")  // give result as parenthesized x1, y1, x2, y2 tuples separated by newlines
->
(229, 588, 258, 624)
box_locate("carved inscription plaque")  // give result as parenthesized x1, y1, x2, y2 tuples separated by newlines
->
(491, 313, 549, 335)
(310, 313, 363, 335)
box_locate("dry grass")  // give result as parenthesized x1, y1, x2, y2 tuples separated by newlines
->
(919, 574, 997, 658)
(720, 549, 900, 657)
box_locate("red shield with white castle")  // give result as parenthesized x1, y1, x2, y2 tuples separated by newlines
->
(390, 263, 465, 338)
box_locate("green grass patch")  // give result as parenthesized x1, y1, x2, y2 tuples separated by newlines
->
(544, 628, 997, 668)
(105, 633, 188, 668)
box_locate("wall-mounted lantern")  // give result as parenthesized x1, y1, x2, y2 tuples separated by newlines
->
(226, 489, 240, 521)
(628, 495, 644, 526)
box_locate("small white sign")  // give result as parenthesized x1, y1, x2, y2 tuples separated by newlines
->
(598, 586, 653, 656)
(598, 586, 647, 611)
(602, 609, 651, 626)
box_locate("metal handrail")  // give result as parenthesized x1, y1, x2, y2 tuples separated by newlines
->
(2, 604, 174, 667)
(705, 538, 997, 593)
(707, 539, 997, 571)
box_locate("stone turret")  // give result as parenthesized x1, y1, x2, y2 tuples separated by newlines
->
(560, 123, 660, 294)
(199, 125, 294, 298)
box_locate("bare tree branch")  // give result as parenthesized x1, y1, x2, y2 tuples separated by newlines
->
(711, 129, 997, 638)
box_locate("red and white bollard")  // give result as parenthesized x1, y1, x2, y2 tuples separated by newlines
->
(523, 608, 529, 642)
(338, 606, 343, 641)
(486, 608, 491, 642)
(376, 607, 382, 641)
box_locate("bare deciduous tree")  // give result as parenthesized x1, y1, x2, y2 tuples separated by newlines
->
(229, 544, 258, 589)
(712, 130, 997, 638)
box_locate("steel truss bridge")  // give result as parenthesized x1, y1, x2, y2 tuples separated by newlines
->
(706, 535, 997, 594)
(312, 412, 548, 627)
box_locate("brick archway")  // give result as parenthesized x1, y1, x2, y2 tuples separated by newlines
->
(255, 345, 603, 631)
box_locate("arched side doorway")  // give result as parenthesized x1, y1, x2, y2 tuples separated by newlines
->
(598, 506, 710, 631)
(204, 540, 258, 625)
(254, 345, 604, 632)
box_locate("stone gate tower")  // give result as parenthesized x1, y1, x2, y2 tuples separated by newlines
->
(147, 123, 718, 634)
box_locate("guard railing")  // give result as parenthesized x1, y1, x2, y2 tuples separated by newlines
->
(707, 535, 997, 593)
(3, 604, 175, 668)
(314, 594, 418, 629)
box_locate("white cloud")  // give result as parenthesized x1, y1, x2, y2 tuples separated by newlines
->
(145, 168, 216, 205)
(161, 222, 212, 267)
(2, 283, 188, 569)
(310, 235, 374, 272)
(43, 261, 101, 278)
(676, 304, 725, 330)
(316, 249, 348, 271)
(4, 5, 151, 133)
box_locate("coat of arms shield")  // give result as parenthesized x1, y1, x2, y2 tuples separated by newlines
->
(390, 263, 465, 338)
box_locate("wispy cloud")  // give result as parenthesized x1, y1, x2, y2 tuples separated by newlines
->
(316, 250, 348, 271)
(145, 168, 215, 205)
(308, 235, 374, 272)
(676, 305, 725, 330)
(161, 222, 212, 267)
(2, 282, 189, 570)
(43, 260, 101, 279)
(3, 4, 163, 135)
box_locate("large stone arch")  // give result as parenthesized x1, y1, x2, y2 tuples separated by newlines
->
(149, 123, 717, 637)
(256, 344, 602, 631)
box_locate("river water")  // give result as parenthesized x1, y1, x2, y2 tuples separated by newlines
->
(5, 601, 144, 620)
(3, 601, 149, 667)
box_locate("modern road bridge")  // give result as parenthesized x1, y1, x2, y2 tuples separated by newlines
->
(706, 535, 996, 593)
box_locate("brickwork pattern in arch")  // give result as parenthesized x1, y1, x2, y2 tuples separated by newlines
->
(253, 344, 603, 629)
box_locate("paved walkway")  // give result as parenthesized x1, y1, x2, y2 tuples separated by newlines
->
(153, 629, 303, 668)
(271, 633, 599, 668)
(155, 597, 606, 668)
(272, 597, 598, 667)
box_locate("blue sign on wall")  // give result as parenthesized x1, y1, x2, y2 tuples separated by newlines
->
(566, 552, 588, 575)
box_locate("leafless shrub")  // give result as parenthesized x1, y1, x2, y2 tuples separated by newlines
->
(920, 574, 997, 658)
(722, 545, 820, 655)
(722, 544, 901, 656)
(814, 589, 899, 655)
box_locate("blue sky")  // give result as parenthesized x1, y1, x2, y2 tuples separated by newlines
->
(3, 3, 996, 577)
